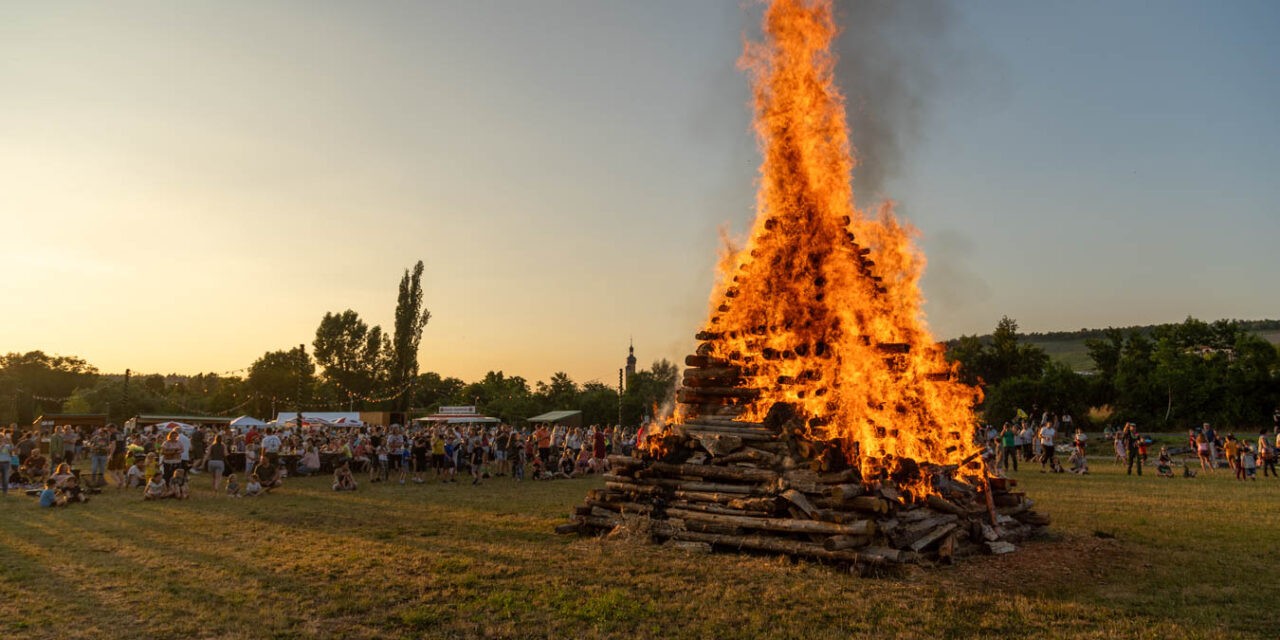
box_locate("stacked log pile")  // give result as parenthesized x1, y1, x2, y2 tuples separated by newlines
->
(558, 361, 1050, 569)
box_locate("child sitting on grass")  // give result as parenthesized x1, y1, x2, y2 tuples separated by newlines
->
(125, 459, 145, 488)
(169, 468, 190, 499)
(39, 479, 65, 508)
(332, 462, 357, 492)
(225, 473, 241, 497)
(143, 475, 168, 500)
(243, 473, 263, 497)
(1157, 447, 1174, 478)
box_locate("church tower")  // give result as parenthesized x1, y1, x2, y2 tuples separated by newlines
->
(625, 339, 637, 381)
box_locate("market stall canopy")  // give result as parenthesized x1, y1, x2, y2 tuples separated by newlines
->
(273, 412, 362, 427)
(229, 416, 268, 428)
(527, 410, 583, 429)
(414, 405, 501, 425)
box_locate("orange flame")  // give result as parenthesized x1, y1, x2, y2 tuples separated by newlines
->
(698, 0, 983, 486)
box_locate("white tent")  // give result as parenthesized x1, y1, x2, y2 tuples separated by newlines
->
(229, 416, 268, 428)
(149, 421, 196, 435)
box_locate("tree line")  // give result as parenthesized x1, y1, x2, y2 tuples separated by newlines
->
(1, 260, 677, 428)
(947, 316, 1280, 429)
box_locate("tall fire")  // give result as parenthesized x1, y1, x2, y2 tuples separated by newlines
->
(560, 0, 1047, 569)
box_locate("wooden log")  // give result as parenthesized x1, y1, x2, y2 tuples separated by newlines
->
(665, 508, 875, 537)
(605, 455, 643, 469)
(685, 355, 729, 368)
(679, 426, 777, 443)
(909, 522, 958, 552)
(605, 481, 662, 496)
(630, 476, 763, 494)
(714, 447, 781, 467)
(828, 483, 866, 501)
(780, 489, 818, 518)
(649, 462, 779, 483)
(654, 527, 887, 566)
(859, 546, 905, 563)
(726, 496, 778, 512)
(875, 343, 911, 354)
(823, 535, 871, 551)
(683, 366, 743, 380)
(691, 432, 745, 457)
(926, 494, 966, 516)
(664, 540, 713, 554)
(691, 418, 769, 430)
(667, 500, 772, 518)
(677, 390, 750, 406)
(985, 541, 1017, 555)
(937, 532, 957, 563)
(846, 496, 890, 514)
(673, 490, 741, 504)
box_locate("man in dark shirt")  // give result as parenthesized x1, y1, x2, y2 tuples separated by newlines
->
(254, 459, 283, 490)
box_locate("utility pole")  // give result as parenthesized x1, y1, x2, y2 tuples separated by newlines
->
(617, 368, 624, 428)
(296, 344, 306, 427)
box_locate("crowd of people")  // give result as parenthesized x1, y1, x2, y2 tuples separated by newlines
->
(982, 413, 1280, 481)
(0, 420, 640, 505)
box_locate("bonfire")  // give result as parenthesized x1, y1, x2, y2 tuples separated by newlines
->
(559, 0, 1047, 570)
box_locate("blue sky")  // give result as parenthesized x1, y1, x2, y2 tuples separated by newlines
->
(1, 0, 1276, 384)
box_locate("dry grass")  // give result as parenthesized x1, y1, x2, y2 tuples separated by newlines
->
(1, 463, 1278, 639)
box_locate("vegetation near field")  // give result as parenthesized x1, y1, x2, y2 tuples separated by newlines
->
(2, 464, 1278, 640)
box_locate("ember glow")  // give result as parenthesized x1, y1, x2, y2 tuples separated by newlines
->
(678, 0, 982, 483)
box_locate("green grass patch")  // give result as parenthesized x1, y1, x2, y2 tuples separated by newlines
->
(1, 466, 1277, 639)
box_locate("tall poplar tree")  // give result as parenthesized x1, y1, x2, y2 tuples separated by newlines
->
(388, 260, 431, 411)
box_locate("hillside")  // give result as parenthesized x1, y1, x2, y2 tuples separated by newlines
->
(953, 319, 1280, 372)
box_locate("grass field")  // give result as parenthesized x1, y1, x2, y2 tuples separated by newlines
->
(2, 461, 1279, 640)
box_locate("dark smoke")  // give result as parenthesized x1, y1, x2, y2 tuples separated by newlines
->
(832, 0, 965, 202)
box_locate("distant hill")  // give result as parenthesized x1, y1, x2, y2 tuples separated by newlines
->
(950, 319, 1280, 372)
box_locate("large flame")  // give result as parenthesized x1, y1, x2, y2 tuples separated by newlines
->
(699, 0, 981, 480)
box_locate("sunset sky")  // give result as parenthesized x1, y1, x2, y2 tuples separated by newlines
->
(3, 1, 1277, 386)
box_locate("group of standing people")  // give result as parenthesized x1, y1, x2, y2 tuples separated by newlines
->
(1186, 422, 1279, 480)
(990, 417, 1082, 474)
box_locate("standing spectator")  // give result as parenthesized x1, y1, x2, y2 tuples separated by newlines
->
(1202, 423, 1218, 468)
(260, 428, 282, 463)
(1122, 423, 1142, 476)
(1259, 429, 1278, 478)
(159, 430, 184, 481)
(107, 425, 127, 489)
(1225, 435, 1243, 480)
(0, 431, 12, 496)
(48, 426, 65, 469)
(1038, 422, 1057, 472)
(1072, 428, 1089, 474)
(202, 434, 228, 493)
(1240, 445, 1257, 481)
(1196, 431, 1214, 474)
(534, 424, 551, 464)
(88, 429, 110, 487)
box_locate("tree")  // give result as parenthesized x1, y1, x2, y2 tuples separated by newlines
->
(313, 310, 386, 401)
(388, 260, 432, 411)
(245, 347, 315, 417)
(622, 359, 679, 426)
(0, 351, 99, 424)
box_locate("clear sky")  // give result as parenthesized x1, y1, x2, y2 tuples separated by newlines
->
(3, 1, 1277, 386)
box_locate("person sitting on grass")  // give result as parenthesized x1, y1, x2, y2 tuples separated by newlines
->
(1157, 447, 1174, 478)
(19, 451, 47, 486)
(51, 463, 88, 504)
(529, 454, 546, 480)
(225, 473, 241, 497)
(332, 461, 357, 491)
(243, 473, 263, 497)
(143, 474, 168, 500)
(253, 458, 283, 492)
(39, 479, 65, 508)
(125, 459, 145, 489)
(295, 445, 321, 477)
(169, 468, 190, 499)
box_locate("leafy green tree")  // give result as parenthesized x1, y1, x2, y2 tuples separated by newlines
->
(388, 260, 431, 411)
(313, 310, 386, 401)
(536, 372, 579, 410)
(245, 347, 315, 417)
(462, 371, 536, 424)
(579, 381, 622, 426)
(622, 359, 679, 426)
(0, 351, 99, 423)
(408, 372, 466, 413)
